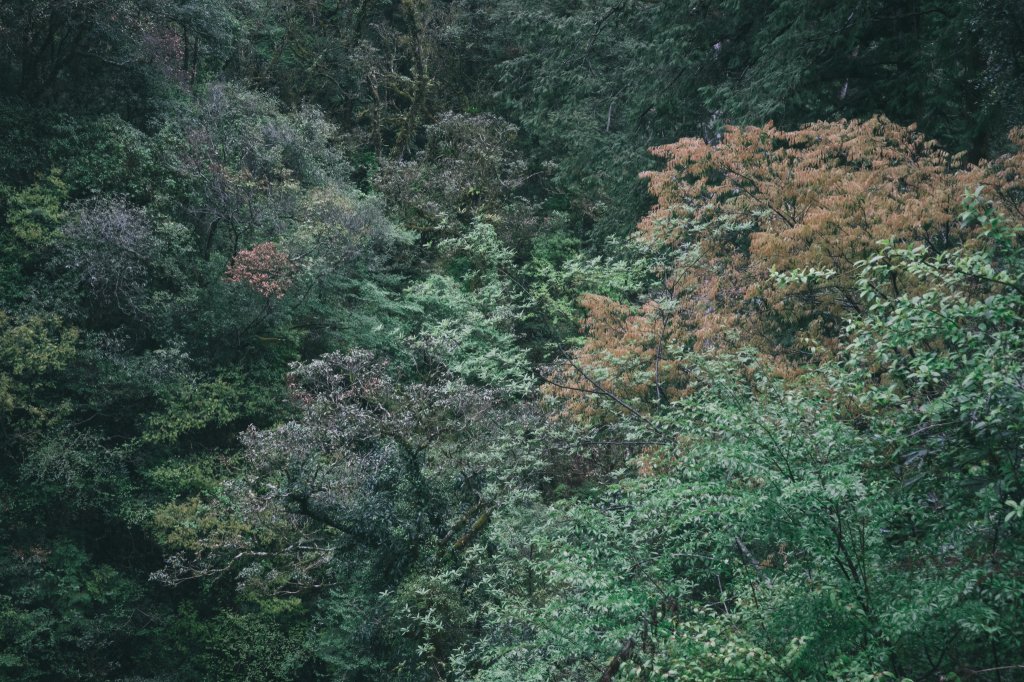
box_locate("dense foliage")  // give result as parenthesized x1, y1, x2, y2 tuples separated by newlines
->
(2, 1, 1024, 680)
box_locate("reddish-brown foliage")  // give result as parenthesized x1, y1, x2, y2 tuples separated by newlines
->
(224, 242, 296, 299)
(548, 118, 1024, 417)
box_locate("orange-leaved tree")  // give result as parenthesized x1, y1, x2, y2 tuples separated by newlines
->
(548, 118, 1024, 419)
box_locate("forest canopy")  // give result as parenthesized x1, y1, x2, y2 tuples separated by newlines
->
(2, 1, 1024, 680)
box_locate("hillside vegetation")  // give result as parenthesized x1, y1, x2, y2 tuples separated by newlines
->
(2, 1, 1024, 680)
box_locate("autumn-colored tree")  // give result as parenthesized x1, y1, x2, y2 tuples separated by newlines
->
(224, 242, 296, 299)
(966, 126, 1024, 224)
(549, 118, 1024, 417)
(643, 117, 963, 355)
